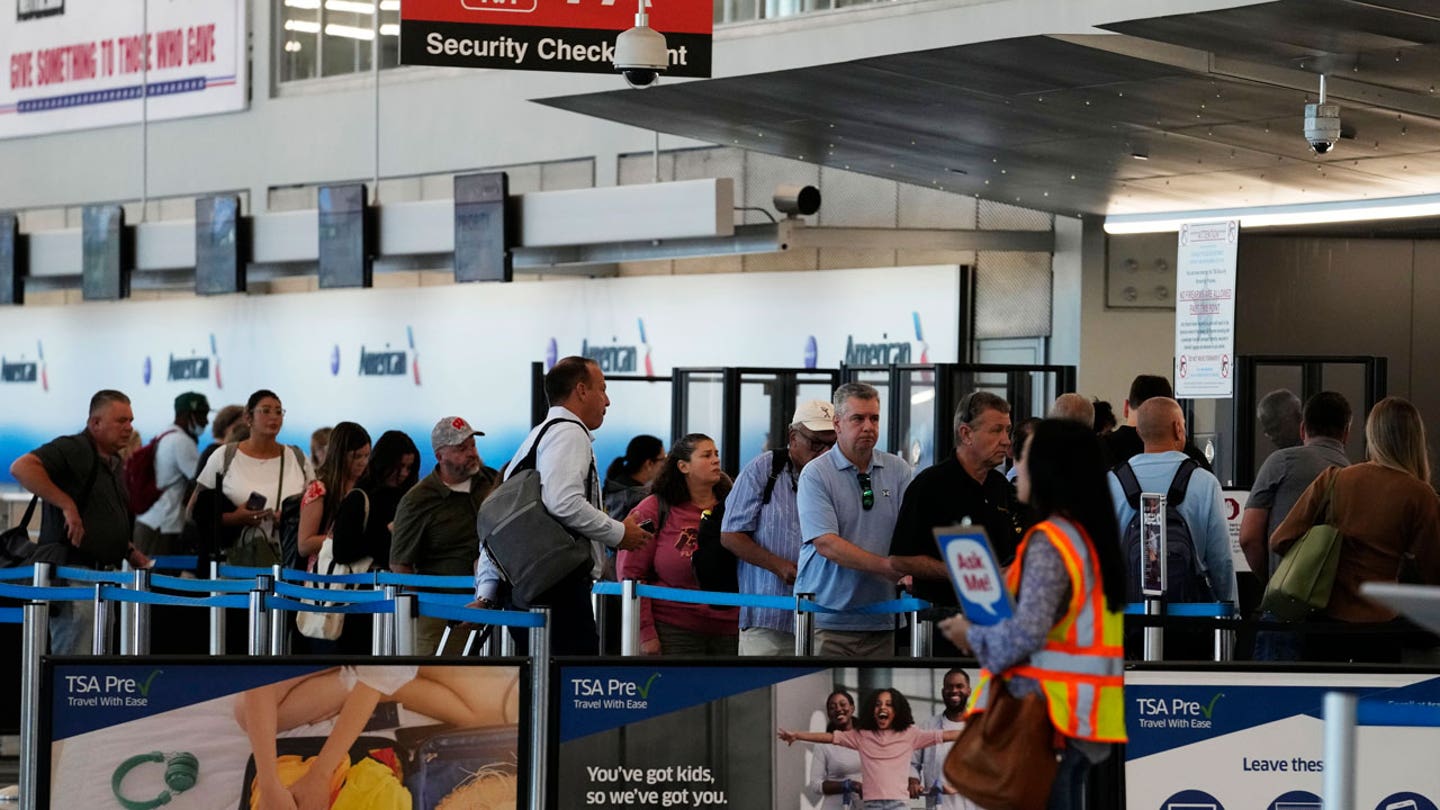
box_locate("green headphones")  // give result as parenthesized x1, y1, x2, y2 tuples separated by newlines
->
(111, 751, 199, 810)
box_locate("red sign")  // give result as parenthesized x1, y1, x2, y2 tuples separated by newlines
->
(400, 0, 712, 76)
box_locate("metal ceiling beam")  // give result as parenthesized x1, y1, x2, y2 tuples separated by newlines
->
(511, 221, 1056, 268)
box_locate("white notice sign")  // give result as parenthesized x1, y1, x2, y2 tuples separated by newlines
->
(1175, 219, 1239, 399)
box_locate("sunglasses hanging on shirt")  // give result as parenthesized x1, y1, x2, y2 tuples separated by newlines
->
(857, 472, 874, 510)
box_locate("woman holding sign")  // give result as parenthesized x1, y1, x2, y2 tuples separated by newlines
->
(939, 419, 1127, 810)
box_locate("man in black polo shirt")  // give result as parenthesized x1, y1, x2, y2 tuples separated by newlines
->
(890, 391, 1034, 656)
(10, 389, 151, 654)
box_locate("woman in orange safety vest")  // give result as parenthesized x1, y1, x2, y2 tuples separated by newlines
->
(939, 418, 1127, 810)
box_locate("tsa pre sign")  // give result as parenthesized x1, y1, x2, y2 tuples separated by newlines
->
(399, 0, 712, 76)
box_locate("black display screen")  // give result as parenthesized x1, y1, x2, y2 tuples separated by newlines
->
(81, 204, 126, 301)
(195, 195, 243, 295)
(454, 171, 512, 283)
(0, 213, 20, 305)
(318, 184, 371, 289)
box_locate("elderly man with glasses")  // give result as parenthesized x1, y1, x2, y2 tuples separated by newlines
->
(794, 382, 914, 658)
(890, 390, 1037, 656)
(720, 400, 838, 656)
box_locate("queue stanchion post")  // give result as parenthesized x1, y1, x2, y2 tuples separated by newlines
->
(20, 595, 49, 810)
(528, 607, 551, 810)
(394, 592, 416, 656)
(500, 623, 516, 657)
(269, 564, 286, 656)
(208, 560, 226, 656)
(119, 561, 134, 655)
(1143, 598, 1164, 661)
(1323, 691, 1357, 810)
(620, 579, 640, 656)
(594, 588, 609, 656)
(1213, 603, 1235, 663)
(909, 609, 932, 659)
(132, 567, 152, 655)
(371, 575, 387, 655)
(249, 574, 272, 656)
(380, 585, 398, 655)
(91, 584, 110, 656)
(795, 593, 815, 656)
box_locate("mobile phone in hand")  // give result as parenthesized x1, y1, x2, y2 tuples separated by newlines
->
(639, 519, 656, 534)
(245, 492, 267, 510)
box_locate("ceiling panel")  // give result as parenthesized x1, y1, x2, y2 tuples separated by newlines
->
(540, 2, 1440, 216)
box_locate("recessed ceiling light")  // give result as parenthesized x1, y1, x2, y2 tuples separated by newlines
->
(1132, 153, 1150, 161)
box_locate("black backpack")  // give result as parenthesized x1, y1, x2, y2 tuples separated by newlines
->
(1115, 458, 1215, 604)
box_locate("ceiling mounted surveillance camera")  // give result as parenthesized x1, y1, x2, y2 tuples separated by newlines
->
(773, 185, 821, 217)
(614, 0, 668, 89)
(1305, 74, 1341, 155)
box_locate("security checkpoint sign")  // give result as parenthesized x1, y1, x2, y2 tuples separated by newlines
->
(399, 0, 712, 77)
(1174, 219, 1239, 399)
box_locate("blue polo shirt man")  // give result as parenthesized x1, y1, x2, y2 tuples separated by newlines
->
(796, 382, 914, 658)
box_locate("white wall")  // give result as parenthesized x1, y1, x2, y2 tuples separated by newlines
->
(1077, 221, 1176, 407)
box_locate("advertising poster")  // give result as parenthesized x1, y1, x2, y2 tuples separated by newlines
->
(45, 658, 525, 810)
(0, 265, 960, 484)
(0, 0, 247, 139)
(557, 661, 978, 810)
(1174, 219, 1239, 399)
(399, 0, 711, 77)
(1127, 669, 1440, 810)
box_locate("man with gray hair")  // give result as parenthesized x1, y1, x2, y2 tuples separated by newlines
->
(891, 391, 1034, 655)
(1257, 389, 1303, 451)
(1048, 392, 1095, 429)
(795, 382, 913, 657)
(11, 390, 152, 654)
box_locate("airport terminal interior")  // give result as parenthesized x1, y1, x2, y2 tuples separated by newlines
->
(8, 0, 1440, 808)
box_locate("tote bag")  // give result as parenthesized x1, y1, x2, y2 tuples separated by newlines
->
(296, 491, 373, 641)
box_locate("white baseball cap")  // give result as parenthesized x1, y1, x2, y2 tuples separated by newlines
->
(791, 400, 836, 432)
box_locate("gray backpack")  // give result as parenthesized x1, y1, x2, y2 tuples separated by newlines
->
(478, 419, 594, 606)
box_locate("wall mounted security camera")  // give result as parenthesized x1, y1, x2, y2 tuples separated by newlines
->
(773, 185, 822, 218)
(614, 0, 668, 89)
(1305, 75, 1341, 155)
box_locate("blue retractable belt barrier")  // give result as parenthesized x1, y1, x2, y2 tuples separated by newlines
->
(54, 567, 132, 584)
(414, 592, 474, 606)
(374, 572, 475, 589)
(149, 574, 254, 594)
(590, 582, 930, 615)
(414, 598, 546, 628)
(0, 566, 36, 582)
(96, 586, 250, 610)
(273, 581, 388, 603)
(216, 565, 274, 579)
(0, 584, 98, 602)
(148, 555, 199, 571)
(278, 569, 377, 586)
(0, 607, 21, 624)
(266, 596, 395, 615)
(1123, 602, 1234, 617)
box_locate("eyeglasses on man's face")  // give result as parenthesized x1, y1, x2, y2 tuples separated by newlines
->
(798, 430, 836, 454)
(857, 472, 874, 510)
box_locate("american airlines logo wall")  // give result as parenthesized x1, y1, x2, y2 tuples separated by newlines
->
(143, 334, 222, 388)
(399, 0, 710, 76)
(2, 340, 48, 389)
(332, 327, 422, 385)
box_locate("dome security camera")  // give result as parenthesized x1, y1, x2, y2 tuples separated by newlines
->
(1304, 75, 1341, 155)
(614, 1, 668, 89)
